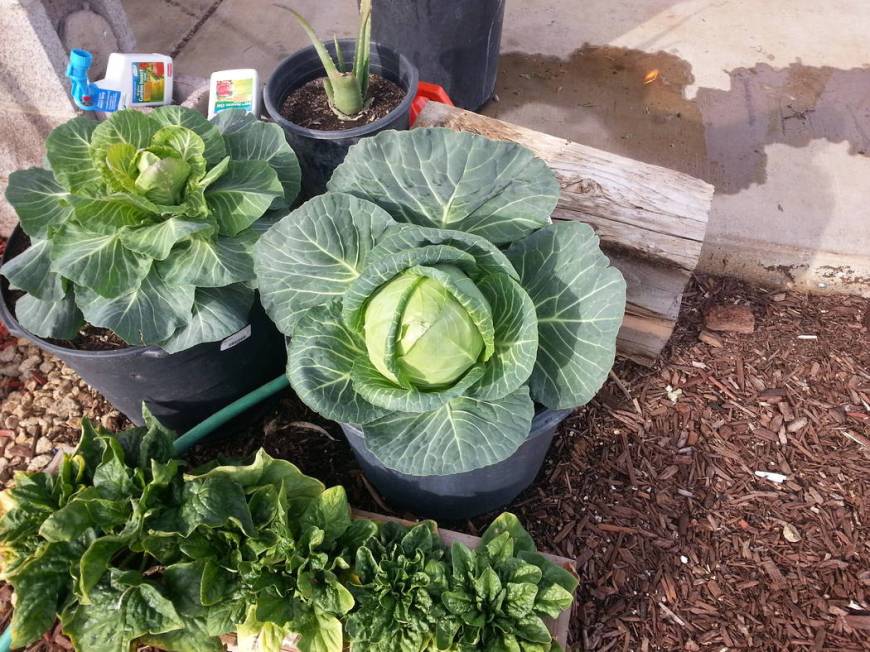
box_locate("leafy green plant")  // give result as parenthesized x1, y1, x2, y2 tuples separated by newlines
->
(0, 413, 363, 652)
(254, 127, 627, 477)
(2, 107, 300, 351)
(277, 0, 373, 119)
(347, 520, 449, 651)
(0, 415, 575, 651)
(437, 514, 578, 652)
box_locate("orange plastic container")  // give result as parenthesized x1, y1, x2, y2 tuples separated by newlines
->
(410, 81, 454, 126)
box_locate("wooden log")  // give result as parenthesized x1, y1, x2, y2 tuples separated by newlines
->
(414, 102, 714, 366)
(223, 509, 576, 651)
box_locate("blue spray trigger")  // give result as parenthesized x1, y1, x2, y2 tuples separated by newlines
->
(66, 48, 121, 112)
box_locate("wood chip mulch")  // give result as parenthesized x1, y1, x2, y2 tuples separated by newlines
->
(1, 273, 868, 651)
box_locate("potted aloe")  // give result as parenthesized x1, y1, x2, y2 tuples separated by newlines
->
(0, 107, 301, 430)
(265, 0, 418, 196)
(255, 128, 626, 519)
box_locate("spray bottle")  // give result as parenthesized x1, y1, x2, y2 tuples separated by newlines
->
(66, 48, 173, 112)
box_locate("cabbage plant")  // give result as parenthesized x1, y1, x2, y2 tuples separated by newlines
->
(255, 128, 626, 477)
(2, 107, 300, 352)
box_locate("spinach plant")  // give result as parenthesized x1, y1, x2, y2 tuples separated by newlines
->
(347, 520, 449, 651)
(2, 107, 300, 351)
(437, 514, 578, 652)
(255, 128, 627, 477)
(277, 0, 373, 119)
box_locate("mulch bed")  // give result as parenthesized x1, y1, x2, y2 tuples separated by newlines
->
(1, 273, 868, 650)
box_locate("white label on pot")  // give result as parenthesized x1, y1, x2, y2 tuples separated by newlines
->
(220, 324, 252, 351)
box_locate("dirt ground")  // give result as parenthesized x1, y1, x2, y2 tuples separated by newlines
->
(1, 274, 868, 650)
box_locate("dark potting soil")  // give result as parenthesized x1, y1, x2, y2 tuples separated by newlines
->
(279, 74, 405, 131)
(52, 325, 128, 351)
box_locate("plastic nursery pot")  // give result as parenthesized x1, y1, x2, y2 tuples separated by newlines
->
(370, 0, 505, 111)
(341, 407, 573, 521)
(264, 38, 418, 197)
(0, 227, 286, 433)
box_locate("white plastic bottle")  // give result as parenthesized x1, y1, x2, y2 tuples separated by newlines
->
(100, 53, 174, 109)
(208, 69, 260, 118)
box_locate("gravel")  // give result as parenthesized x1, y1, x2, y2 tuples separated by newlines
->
(0, 338, 127, 483)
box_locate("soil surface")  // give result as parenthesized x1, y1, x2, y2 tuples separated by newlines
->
(1, 272, 868, 650)
(280, 74, 405, 131)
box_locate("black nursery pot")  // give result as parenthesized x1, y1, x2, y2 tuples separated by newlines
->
(264, 38, 418, 197)
(0, 227, 286, 433)
(341, 408, 573, 521)
(371, 0, 506, 110)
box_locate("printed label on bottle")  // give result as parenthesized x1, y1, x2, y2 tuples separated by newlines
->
(220, 324, 252, 351)
(213, 78, 254, 113)
(131, 62, 166, 103)
(81, 87, 121, 112)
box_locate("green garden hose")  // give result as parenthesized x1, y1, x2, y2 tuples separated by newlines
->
(0, 374, 291, 651)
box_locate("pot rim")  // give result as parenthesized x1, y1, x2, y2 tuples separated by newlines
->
(264, 38, 419, 141)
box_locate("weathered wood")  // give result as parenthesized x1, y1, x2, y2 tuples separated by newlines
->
(414, 102, 714, 366)
(224, 509, 576, 651)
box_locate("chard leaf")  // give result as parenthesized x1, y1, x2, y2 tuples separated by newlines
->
(159, 284, 254, 354)
(254, 193, 394, 336)
(6, 542, 77, 648)
(505, 582, 538, 619)
(188, 448, 324, 500)
(222, 117, 301, 207)
(507, 222, 626, 409)
(62, 578, 184, 652)
(205, 160, 283, 236)
(79, 535, 127, 603)
(286, 301, 388, 425)
(120, 217, 213, 261)
(328, 128, 559, 245)
(361, 385, 534, 476)
(4, 168, 73, 237)
(15, 288, 83, 340)
(150, 475, 255, 537)
(151, 105, 228, 166)
(237, 606, 292, 652)
(296, 611, 343, 652)
(0, 236, 58, 300)
(299, 486, 352, 546)
(158, 229, 257, 287)
(75, 271, 195, 345)
(44, 117, 102, 192)
(51, 223, 152, 297)
(533, 582, 574, 619)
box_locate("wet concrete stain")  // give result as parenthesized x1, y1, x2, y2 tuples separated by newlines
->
(482, 47, 870, 195)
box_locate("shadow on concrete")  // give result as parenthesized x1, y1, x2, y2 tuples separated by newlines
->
(483, 47, 870, 195)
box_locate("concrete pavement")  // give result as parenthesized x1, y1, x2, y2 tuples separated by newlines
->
(122, 0, 870, 294)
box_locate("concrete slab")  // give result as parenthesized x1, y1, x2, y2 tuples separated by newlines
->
(108, 1, 870, 294)
(121, 0, 213, 55)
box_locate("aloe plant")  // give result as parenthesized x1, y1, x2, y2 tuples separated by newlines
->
(277, 0, 373, 119)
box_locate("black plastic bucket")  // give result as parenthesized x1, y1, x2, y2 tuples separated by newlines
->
(341, 407, 573, 520)
(264, 38, 418, 197)
(370, 0, 505, 110)
(0, 227, 286, 432)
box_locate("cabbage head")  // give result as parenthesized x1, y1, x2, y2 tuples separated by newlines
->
(2, 107, 300, 352)
(255, 128, 626, 477)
